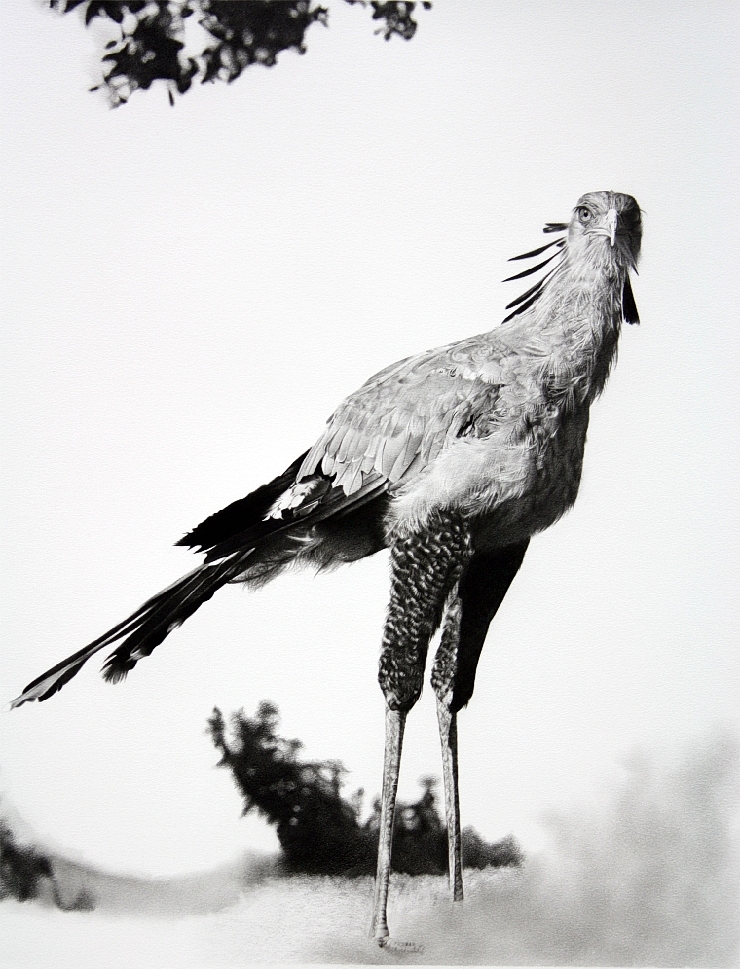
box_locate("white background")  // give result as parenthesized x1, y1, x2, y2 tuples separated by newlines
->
(1, 0, 738, 879)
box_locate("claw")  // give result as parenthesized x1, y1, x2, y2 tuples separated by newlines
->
(378, 938, 425, 953)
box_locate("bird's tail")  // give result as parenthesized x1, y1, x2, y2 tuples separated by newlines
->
(10, 447, 389, 710)
(9, 558, 239, 709)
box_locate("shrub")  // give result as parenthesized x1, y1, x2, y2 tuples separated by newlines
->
(208, 702, 522, 876)
(0, 823, 53, 903)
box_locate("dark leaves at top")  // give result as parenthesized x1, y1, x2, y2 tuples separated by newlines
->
(51, 0, 432, 106)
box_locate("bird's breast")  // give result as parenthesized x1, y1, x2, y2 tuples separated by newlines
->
(387, 401, 590, 548)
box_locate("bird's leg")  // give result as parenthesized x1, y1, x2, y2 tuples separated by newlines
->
(370, 511, 472, 947)
(432, 596, 464, 902)
(431, 542, 531, 907)
(437, 700, 463, 900)
(370, 705, 405, 944)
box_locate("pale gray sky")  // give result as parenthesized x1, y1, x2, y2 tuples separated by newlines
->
(1, 0, 738, 878)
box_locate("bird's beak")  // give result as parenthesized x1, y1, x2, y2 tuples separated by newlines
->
(607, 208, 618, 247)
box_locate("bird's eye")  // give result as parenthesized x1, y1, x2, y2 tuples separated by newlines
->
(577, 207, 593, 224)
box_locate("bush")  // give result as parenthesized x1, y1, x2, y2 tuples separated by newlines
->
(208, 702, 522, 877)
(0, 823, 53, 903)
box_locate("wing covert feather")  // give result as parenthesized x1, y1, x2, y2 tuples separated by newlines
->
(299, 336, 508, 496)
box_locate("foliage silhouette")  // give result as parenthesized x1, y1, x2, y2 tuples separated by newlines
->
(0, 822, 96, 910)
(51, 1, 432, 106)
(0, 823, 53, 902)
(208, 702, 523, 876)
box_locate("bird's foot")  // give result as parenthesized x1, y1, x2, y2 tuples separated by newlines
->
(377, 937, 424, 954)
(371, 923, 423, 954)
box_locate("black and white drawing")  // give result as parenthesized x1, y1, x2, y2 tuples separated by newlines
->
(1, 2, 737, 965)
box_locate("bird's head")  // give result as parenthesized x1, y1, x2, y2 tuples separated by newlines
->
(569, 191, 642, 271)
(502, 190, 643, 325)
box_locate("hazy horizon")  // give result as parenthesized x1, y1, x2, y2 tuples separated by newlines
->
(2, 729, 737, 964)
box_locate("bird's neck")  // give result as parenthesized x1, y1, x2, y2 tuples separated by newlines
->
(534, 259, 624, 408)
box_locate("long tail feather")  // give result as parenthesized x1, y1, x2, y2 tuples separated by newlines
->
(10, 450, 390, 709)
(9, 561, 236, 708)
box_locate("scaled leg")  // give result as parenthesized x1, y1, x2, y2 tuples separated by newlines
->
(369, 706, 405, 943)
(370, 512, 471, 946)
(431, 541, 529, 903)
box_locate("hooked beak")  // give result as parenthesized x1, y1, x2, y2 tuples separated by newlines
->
(588, 208, 619, 246)
(606, 208, 618, 246)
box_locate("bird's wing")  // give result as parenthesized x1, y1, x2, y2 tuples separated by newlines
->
(298, 335, 511, 497)
(179, 333, 521, 564)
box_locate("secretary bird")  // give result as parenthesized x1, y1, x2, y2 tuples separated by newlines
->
(12, 191, 641, 948)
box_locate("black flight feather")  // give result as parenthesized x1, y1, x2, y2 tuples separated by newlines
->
(11, 465, 394, 706)
(9, 563, 234, 705)
(99, 477, 393, 679)
(200, 473, 387, 564)
(543, 222, 568, 233)
(177, 450, 309, 553)
(622, 275, 640, 325)
(100, 562, 235, 682)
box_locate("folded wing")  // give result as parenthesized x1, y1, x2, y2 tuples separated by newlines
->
(299, 339, 507, 498)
